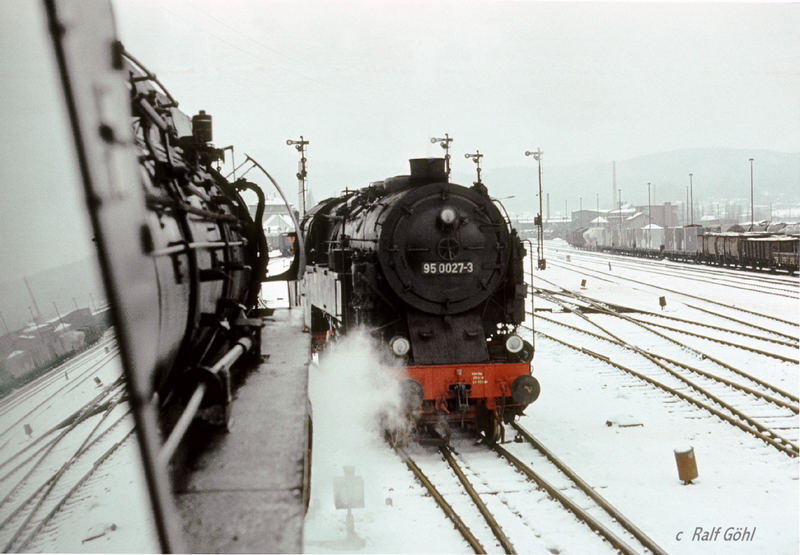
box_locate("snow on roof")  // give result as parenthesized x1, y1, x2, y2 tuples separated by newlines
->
(590, 216, 608, 224)
(747, 236, 798, 242)
(642, 223, 663, 229)
(263, 214, 294, 231)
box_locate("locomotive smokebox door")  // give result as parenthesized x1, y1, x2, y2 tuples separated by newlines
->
(334, 466, 365, 510)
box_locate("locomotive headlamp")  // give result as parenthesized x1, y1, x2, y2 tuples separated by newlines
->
(401, 379, 424, 410)
(439, 207, 458, 225)
(390, 336, 411, 357)
(505, 334, 525, 354)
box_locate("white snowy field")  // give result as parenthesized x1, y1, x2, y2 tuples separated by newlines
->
(4, 248, 795, 553)
(303, 242, 799, 554)
(0, 335, 158, 553)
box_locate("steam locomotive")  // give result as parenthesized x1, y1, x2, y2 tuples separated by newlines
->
(123, 51, 270, 425)
(300, 158, 540, 442)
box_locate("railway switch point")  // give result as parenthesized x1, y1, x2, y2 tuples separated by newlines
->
(674, 446, 699, 484)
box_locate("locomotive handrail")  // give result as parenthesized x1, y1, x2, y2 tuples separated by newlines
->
(490, 197, 513, 227)
(148, 240, 245, 257)
(120, 46, 179, 108)
(243, 154, 307, 281)
(522, 239, 535, 354)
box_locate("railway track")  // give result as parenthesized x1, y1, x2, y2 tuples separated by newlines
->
(389, 433, 666, 554)
(524, 266, 800, 456)
(0, 381, 132, 551)
(0, 343, 121, 443)
(0, 335, 118, 423)
(0, 337, 135, 551)
(550, 248, 800, 297)
(524, 295, 799, 457)
(549, 245, 800, 284)
(535, 273, 799, 371)
(543, 289, 799, 363)
(539, 259, 800, 337)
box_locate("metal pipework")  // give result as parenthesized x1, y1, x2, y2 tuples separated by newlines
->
(158, 336, 254, 467)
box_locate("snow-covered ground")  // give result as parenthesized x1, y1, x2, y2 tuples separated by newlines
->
(0, 335, 158, 553)
(303, 240, 799, 554)
(5, 247, 795, 553)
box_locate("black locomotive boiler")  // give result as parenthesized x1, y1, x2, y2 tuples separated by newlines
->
(300, 158, 540, 442)
(123, 51, 272, 432)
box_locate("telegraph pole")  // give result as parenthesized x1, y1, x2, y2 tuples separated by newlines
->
(689, 172, 694, 226)
(618, 189, 622, 247)
(596, 193, 599, 223)
(525, 148, 546, 270)
(749, 157, 755, 229)
(286, 136, 309, 217)
(685, 186, 689, 226)
(647, 182, 651, 250)
(24, 277, 42, 323)
(430, 133, 453, 178)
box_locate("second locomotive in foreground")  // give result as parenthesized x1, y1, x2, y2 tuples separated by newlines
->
(300, 158, 539, 442)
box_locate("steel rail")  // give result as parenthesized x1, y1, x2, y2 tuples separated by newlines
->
(493, 443, 640, 554)
(552, 246, 800, 288)
(529, 289, 800, 452)
(511, 423, 667, 555)
(440, 446, 516, 554)
(624, 318, 799, 364)
(543, 288, 798, 349)
(14, 428, 136, 552)
(627, 309, 797, 349)
(532, 281, 800, 403)
(0, 403, 131, 550)
(531, 312, 798, 412)
(543, 259, 799, 330)
(557, 251, 799, 297)
(388, 440, 485, 554)
(0, 337, 119, 418)
(685, 303, 799, 343)
(533, 330, 798, 457)
(0, 382, 126, 479)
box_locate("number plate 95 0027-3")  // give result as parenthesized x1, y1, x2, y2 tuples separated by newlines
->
(421, 262, 474, 274)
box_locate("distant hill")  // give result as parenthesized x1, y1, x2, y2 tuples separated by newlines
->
(0, 258, 104, 332)
(483, 148, 800, 218)
(301, 148, 799, 219)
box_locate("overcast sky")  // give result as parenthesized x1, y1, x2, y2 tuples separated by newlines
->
(1, 1, 798, 283)
(110, 0, 799, 195)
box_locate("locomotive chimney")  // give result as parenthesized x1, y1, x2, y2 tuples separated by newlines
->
(409, 158, 447, 184)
